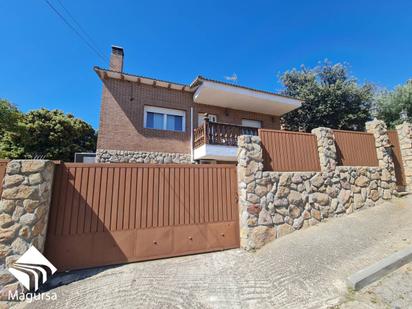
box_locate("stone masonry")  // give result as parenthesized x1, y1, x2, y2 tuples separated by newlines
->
(366, 119, 396, 179)
(396, 122, 412, 192)
(311, 127, 338, 172)
(238, 122, 396, 250)
(0, 160, 55, 299)
(96, 149, 192, 164)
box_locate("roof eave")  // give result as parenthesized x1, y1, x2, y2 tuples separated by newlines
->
(189, 76, 303, 104)
(94, 67, 193, 92)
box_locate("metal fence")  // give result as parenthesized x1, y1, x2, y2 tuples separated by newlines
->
(259, 129, 321, 172)
(388, 130, 406, 186)
(0, 160, 9, 197)
(334, 130, 379, 166)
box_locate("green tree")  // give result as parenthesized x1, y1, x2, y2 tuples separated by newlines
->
(376, 80, 412, 128)
(1, 108, 97, 161)
(0, 99, 26, 158)
(0, 99, 22, 135)
(280, 62, 374, 132)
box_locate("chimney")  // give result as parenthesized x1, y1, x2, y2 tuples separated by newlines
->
(109, 46, 124, 72)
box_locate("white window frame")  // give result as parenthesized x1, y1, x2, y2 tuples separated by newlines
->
(144, 106, 186, 132)
(241, 119, 261, 128)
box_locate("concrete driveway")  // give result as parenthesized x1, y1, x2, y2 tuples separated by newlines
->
(23, 197, 412, 309)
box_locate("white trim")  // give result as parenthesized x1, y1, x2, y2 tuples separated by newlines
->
(143, 106, 186, 132)
(193, 144, 238, 161)
(195, 81, 300, 106)
(193, 80, 301, 115)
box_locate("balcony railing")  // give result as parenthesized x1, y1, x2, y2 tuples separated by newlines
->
(193, 119, 259, 149)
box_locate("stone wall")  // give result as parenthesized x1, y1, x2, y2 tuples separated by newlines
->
(366, 120, 396, 176)
(311, 127, 337, 172)
(0, 160, 55, 298)
(396, 122, 412, 192)
(238, 122, 397, 250)
(96, 149, 192, 164)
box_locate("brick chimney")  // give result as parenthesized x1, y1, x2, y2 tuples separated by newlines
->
(109, 46, 124, 72)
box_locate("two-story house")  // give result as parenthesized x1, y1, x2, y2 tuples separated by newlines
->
(95, 46, 302, 163)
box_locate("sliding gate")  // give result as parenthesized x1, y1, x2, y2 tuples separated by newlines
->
(45, 163, 239, 271)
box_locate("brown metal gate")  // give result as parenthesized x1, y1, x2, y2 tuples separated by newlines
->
(45, 163, 239, 271)
(388, 130, 406, 187)
(258, 129, 321, 172)
(0, 160, 10, 197)
(333, 130, 379, 166)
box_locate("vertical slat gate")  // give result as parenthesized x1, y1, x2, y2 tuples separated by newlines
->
(333, 130, 379, 166)
(45, 163, 239, 271)
(259, 129, 321, 172)
(388, 130, 406, 187)
(0, 160, 10, 197)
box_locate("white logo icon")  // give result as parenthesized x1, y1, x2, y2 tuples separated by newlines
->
(8, 246, 57, 291)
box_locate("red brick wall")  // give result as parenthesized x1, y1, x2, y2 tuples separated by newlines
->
(194, 104, 280, 129)
(97, 78, 281, 154)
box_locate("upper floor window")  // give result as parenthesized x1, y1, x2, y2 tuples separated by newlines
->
(144, 106, 185, 132)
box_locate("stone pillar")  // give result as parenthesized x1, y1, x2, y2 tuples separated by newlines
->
(311, 127, 338, 172)
(0, 160, 55, 298)
(366, 119, 396, 194)
(237, 136, 275, 250)
(396, 122, 412, 192)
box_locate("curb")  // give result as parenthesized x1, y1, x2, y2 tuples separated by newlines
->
(346, 245, 412, 291)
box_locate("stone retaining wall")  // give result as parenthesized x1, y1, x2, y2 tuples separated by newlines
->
(238, 120, 397, 250)
(96, 149, 192, 164)
(0, 160, 55, 298)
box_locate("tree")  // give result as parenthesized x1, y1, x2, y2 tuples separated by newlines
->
(280, 62, 374, 132)
(0, 99, 22, 135)
(0, 108, 97, 161)
(376, 80, 412, 128)
(0, 99, 26, 158)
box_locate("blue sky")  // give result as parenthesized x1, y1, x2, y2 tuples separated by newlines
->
(1, 0, 412, 129)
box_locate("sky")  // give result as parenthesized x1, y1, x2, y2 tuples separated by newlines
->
(1, 0, 412, 129)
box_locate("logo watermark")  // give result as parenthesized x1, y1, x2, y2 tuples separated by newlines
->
(8, 246, 57, 291)
(7, 246, 57, 302)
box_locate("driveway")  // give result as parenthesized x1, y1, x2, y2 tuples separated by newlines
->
(24, 197, 412, 308)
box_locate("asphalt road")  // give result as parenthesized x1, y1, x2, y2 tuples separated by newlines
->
(20, 197, 412, 309)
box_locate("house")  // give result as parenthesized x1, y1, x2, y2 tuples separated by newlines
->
(94, 46, 302, 163)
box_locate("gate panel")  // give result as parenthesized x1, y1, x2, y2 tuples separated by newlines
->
(258, 129, 321, 172)
(388, 130, 406, 187)
(0, 160, 10, 197)
(334, 130, 379, 166)
(45, 163, 239, 271)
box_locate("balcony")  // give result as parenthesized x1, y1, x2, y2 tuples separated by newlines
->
(193, 120, 258, 161)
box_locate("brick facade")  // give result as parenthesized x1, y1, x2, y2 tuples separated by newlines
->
(97, 78, 281, 155)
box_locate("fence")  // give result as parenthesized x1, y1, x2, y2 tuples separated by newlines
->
(258, 129, 321, 172)
(388, 130, 406, 186)
(333, 130, 379, 166)
(0, 160, 9, 197)
(45, 163, 239, 270)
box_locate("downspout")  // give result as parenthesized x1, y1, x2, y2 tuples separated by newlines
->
(190, 107, 194, 162)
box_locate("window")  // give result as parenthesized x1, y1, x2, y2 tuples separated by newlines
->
(198, 113, 217, 126)
(144, 106, 185, 132)
(241, 119, 261, 128)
